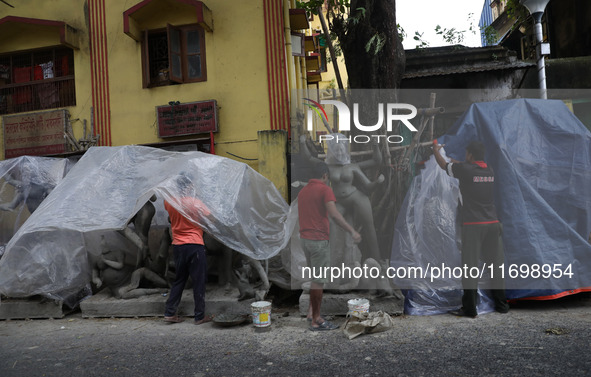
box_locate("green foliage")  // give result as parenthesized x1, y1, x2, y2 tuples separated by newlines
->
(413, 32, 429, 49)
(505, 0, 529, 21)
(397, 24, 406, 43)
(365, 32, 386, 55)
(295, 0, 320, 14)
(482, 25, 500, 45)
(400, 12, 481, 49)
(466, 12, 477, 34)
(433, 13, 478, 46)
(295, 1, 380, 57)
(296, 0, 350, 15)
(348, 7, 366, 26)
(355, 7, 366, 19)
(326, 39, 343, 63)
(318, 32, 343, 63)
(435, 25, 465, 45)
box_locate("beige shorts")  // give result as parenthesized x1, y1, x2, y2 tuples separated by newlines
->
(301, 238, 330, 284)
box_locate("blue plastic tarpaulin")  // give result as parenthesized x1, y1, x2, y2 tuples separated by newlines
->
(391, 98, 591, 314)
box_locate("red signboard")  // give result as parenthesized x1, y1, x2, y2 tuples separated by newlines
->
(157, 100, 218, 138)
(3, 110, 67, 159)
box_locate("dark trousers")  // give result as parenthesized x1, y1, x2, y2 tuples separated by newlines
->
(164, 244, 207, 320)
(461, 222, 510, 316)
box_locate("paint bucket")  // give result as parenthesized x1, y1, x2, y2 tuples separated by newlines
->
(251, 301, 272, 327)
(347, 298, 370, 317)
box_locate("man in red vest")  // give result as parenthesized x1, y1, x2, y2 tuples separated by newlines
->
(433, 141, 510, 318)
(298, 162, 361, 330)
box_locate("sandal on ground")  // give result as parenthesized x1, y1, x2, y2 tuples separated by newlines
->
(306, 315, 327, 323)
(194, 315, 214, 325)
(309, 320, 339, 331)
(163, 315, 185, 323)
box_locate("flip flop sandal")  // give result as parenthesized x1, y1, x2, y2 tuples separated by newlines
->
(163, 315, 185, 323)
(194, 315, 214, 325)
(309, 320, 339, 331)
(306, 315, 327, 323)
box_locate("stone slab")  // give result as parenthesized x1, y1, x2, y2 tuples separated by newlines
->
(0, 297, 65, 320)
(299, 292, 403, 317)
(80, 286, 256, 318)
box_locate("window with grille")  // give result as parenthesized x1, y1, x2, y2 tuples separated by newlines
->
(143, 24, 207, 88)
(0, 47, 75, 115)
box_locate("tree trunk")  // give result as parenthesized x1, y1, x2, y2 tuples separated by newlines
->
(328, 1, 407, 259)
(331, 0, 405, 89)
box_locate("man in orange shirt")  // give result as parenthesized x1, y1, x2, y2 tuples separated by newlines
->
(163, 173, 212, 325)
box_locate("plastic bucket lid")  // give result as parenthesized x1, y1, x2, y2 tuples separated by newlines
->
(347, 298, 370, 314)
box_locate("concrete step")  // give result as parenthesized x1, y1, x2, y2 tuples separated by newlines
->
(0, 297, 65, 320)
(80, 286, 256, 318)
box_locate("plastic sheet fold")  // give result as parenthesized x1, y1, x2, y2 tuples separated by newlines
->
(389, 151, 494, 314)
(438, 99, 591, 299)
(0, 156, 68, 253)
(391, 99, 591, 314)
(0, 146, 294, 301)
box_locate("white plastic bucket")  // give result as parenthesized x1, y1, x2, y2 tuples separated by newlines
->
(347, 298, 370, 317)
(251, 301, 272, 327)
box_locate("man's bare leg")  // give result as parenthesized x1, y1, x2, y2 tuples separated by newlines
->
(309, 281, 324, 327)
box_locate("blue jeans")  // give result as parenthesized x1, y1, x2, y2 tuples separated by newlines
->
(164, 244, 207, 321)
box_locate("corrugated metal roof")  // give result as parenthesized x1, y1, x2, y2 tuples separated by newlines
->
(403, 60, 535, 79)
(402, 45, 535, 79)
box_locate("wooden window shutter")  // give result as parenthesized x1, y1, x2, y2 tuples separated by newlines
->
(167, 24, 183, 83)
(142, 29, 151, 87)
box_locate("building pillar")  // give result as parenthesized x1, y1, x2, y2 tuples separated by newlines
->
(257, 130, 288, 201)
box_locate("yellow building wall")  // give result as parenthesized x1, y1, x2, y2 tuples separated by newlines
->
(107, 0, 272, 170)
(258, 130, 288, 199)
(309, 15, 349, 92)
(0, 0, 280, 172)
(0, 1, 93, 156)
(303, 9, 349, 140)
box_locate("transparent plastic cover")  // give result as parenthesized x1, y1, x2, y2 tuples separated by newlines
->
(0, 146, 294, 300)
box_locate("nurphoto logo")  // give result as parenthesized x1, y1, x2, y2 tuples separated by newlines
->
(304, 98, 418, 144)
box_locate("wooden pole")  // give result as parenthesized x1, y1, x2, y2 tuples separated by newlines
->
(317, 7, 345, 94)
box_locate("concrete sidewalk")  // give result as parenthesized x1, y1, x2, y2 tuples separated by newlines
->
(0, 293, 590, 376)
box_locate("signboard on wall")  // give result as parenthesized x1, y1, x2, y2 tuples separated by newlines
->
(157, 100, 218, 138)
(3, 109, 67, 159)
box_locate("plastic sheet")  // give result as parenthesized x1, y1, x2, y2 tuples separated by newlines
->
(438, 99, 591, 299)
(389, 149, 460, 288)
(390, 151, 495, 315)
(0, 156, 68, 254)
(325, 133, 351, 165)
(391, 98, 591, 313)
(0, 146, 294, 301)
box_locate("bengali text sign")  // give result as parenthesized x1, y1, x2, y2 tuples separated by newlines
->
(3, 110, 66, 158)
(157, 100, 218, 138)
